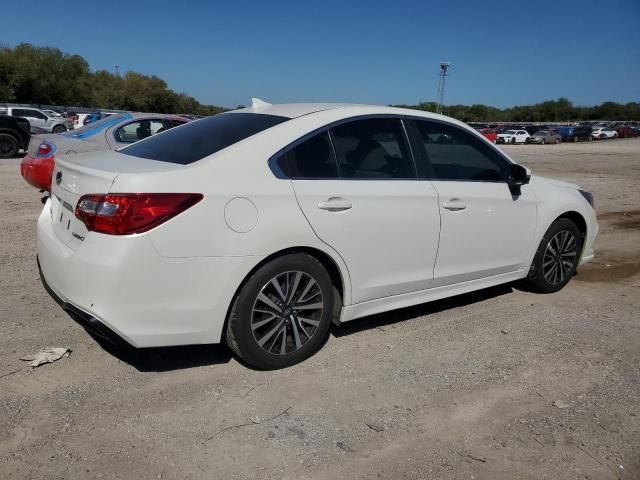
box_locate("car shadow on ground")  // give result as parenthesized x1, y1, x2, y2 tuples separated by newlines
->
(86, 334, 233, 373)
(75, 283, 514, 373)
(332, 283, 514, 337)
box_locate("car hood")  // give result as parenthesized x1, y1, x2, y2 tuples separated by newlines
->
(533, 176, 581, 191)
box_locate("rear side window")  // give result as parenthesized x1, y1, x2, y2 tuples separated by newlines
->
(120, 113, 289, 164)
(331, 119, 414, 179)
(413, 120, 509, 182)
(115, 120, 166, 143)
(285, 132, 339, 178)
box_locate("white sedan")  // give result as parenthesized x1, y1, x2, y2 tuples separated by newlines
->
(497, 129, 530, 144)
(591, 127, 618, 139)
(37, 100, 598, 369)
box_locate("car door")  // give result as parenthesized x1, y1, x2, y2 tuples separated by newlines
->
(22, 109, 49, 130)
(410, 119, 538, 287)
(288, 118, 441, 304)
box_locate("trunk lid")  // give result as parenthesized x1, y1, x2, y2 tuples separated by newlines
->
(49, 150, 182, 250)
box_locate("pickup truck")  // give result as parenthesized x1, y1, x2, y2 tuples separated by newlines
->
(0, 115, 31, 158)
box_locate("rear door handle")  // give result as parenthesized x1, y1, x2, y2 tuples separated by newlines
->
(317, 197, 352, 212)
(442, 199, 467, 211)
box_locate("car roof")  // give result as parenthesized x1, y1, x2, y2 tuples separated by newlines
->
(227, 101, 468, 127)
(230, 102, 358, 119)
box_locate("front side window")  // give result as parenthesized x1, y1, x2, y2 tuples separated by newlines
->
(331, 119, 415, 179)
(24, 109, 46, 119)
(121, 113, 289, 164)
(413, 120, 509, 182)
(285, 132, 339, 178)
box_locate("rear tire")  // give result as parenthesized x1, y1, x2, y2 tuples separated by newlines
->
(226, 253, 335, 370)
(52, 125, 67, 133)
(0, 133, 19, 159)
(523, 218, 582, 293)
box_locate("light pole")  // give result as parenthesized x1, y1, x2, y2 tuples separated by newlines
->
(436, 62, 450, 115)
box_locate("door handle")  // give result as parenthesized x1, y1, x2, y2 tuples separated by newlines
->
(317, 197, 352, 212)
(442, 199, 467, 211)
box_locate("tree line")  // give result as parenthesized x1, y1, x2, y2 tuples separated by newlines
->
(394, 98, 640, 123)
(1, 43, 637, 121)
(0, 43, 225, 115)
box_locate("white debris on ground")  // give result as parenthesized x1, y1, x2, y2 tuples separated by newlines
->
(20, 347, 71, 367)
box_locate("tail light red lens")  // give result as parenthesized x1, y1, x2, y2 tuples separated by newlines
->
(20, 156, 55, 191)
(75, 193, 203, 235)
(37, 142, 53, 156)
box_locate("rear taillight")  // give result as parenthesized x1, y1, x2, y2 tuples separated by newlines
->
(75, 193, 203, 235)
(37, 141, 56, 157)
(21, 156, 55, 191)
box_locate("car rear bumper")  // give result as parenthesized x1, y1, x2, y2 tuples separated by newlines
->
(38, 258, 130, 347)
(21, 155, 55, 190)
(37, 200, 264, 348)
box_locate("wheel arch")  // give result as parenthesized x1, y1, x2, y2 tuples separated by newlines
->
(222, 246, 350, 338)
(0, 129, 20, 140)
(554, 210, 588, 256)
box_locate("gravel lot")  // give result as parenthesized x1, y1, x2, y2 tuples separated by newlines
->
(1, 139, 639, 480)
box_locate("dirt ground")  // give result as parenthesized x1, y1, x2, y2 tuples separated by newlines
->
(1, 139, 639, 480)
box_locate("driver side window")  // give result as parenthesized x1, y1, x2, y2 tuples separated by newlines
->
(413, 120, 509, 182)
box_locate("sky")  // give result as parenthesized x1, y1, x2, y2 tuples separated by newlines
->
(2, 0, 639, 109)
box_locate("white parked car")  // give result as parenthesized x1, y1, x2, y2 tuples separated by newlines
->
(37, 101, 598, 369)
(74, 113, 89, 130)
(497, 129, 530, 144)
(591, 127, 617, 139)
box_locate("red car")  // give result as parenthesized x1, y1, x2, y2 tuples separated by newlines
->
(616, 126, 639, 138)
(477, 128, 497, 143)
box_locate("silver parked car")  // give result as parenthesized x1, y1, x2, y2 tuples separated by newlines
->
(25, 112, 191, 158)
(528, 130, 562, 144)
(0, 106, 72, 133)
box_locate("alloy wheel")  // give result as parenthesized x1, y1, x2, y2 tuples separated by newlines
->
(251, 271, 324, 355)
(542, 230, 578, 285)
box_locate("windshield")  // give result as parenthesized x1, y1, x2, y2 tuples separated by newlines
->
(505, 130, 517, 134)
(120, 112, 289, 165)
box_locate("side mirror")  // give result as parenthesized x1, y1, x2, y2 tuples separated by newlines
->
(508, 164, 530, 195)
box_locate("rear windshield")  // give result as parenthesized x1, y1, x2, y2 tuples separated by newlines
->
(119, 113, 289, 164)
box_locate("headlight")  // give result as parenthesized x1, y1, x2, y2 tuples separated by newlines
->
(579, 189, 594, 208)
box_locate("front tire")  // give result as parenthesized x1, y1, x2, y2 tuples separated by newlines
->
(226, 253, 335, 369)
(523, 218, 582, 293)
(0, 133, 19, 159)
